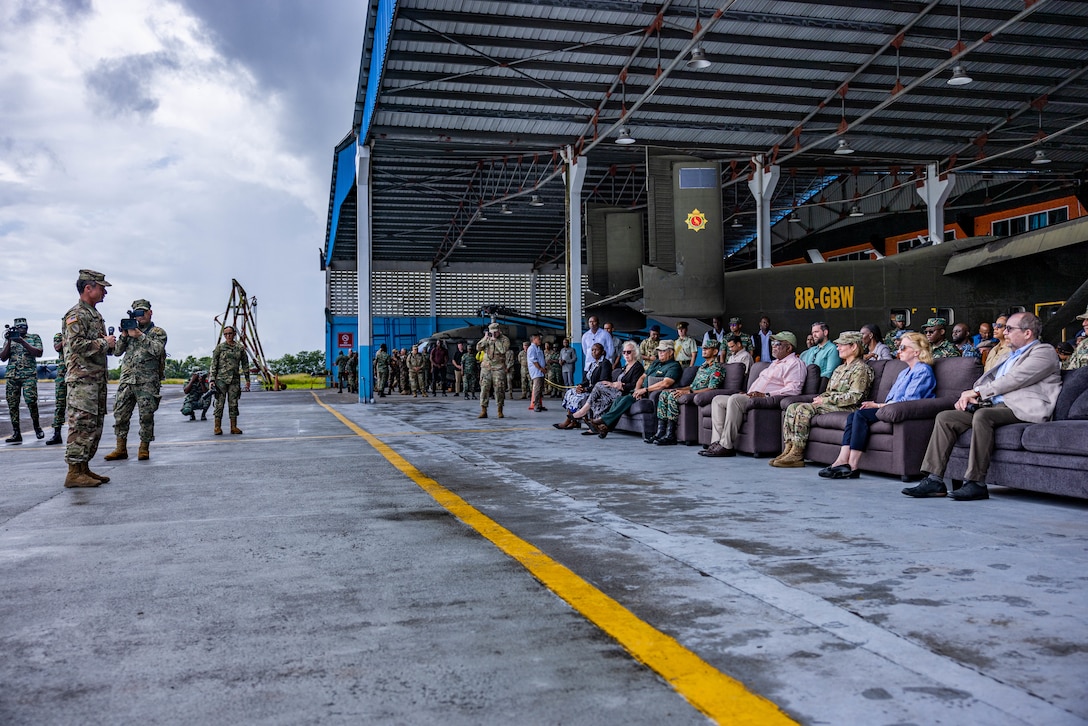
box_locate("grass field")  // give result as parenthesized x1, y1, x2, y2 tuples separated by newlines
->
(3, 375, 331, 390)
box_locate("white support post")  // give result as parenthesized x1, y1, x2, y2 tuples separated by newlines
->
(748, 155, 781, 269)
(564, 147, 587, 372)
(356, 142, 373, 403)
(917, 163, 956, 244)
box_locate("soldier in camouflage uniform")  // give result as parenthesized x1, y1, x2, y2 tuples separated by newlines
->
(1064, 306, 1088, 370)
(209, 326, 251, 435)
(923, 317, 961, 359)
(772, 331, 874, 468)
(406, 345, 427, 397)
(517, 342, 530, 399)
(334, 350, 349, 393)
(477, 322, 510, 418)
(374, 344, 390, 396)
(349, 351, 360, 393)
(727, 317, 755, 356)
(649, 340, 726, 445)
(461, 343, 478, 399)
(62, 269, 117, 487)
(2, 316, 45, 443)
(103, 299, 167, 462)
(884, 313, 909, 350)
(46, 332, 66, 444)
(504, 346, 516, 398)
(398, 349, 410, 394)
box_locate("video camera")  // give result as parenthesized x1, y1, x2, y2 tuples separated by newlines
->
(4, 323, 24, 340)
(119, 310, 141, 332)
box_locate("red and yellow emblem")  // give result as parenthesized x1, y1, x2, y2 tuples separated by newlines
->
(685, 209, 708, 232)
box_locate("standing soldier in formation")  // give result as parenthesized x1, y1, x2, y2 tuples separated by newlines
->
(398, 348, 410, 393)
(46, 332, 66, 444)
(407, 345, 427, 397)
(504, 345, 516, 398)
(209, 325, 251, 435)
(461, 343, 478, 400)
(374, 343, 390, 397)
(104, 299, 167, 462)
(348, 350, 359, 393)
(2, 317, 44, 444)
(61, 269, 116, 488)
(728, 317, 755, 357)
(517, 342, 530, 399)
(477, 322, 510, 418)
(334, 350, 349, 393)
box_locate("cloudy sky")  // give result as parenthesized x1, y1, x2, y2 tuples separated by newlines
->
(1, 0, 364, 360)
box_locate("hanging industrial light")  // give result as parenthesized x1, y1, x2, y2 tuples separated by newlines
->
(686, 0, 712, 69)
(946, 0, 973, 86)
(947, 64, 973, 86)
(528, 194, 544, 207)
(834, 139, 855, 155)
(615, 126, 636, 145)
(615, 73, 636, 144)
(848, 204, 864, 218)
(1031, 149, 1051, 165)
(500, 203, 513, 215)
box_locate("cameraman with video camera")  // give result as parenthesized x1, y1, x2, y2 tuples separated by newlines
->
(2, 317, 45, 444)
(103, 299, 167, 462)
(182, 370, 212, 421)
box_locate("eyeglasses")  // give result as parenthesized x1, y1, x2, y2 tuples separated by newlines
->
(623, 349, 636, 355)
(1005, 325, 1030, 332)
(770, 341, 785, 347)
(993, 323, 1006, 329)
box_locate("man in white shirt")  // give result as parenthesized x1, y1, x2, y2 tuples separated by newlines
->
(581, 315, 613, 374)
(700, 332, 807, 457)
(725, 336, 754, 375)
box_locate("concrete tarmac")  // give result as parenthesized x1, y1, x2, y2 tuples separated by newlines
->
(1, 386, 1086, 725)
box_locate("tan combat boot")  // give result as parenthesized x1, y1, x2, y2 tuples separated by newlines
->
(104, 438, 128, 461)
(477, 407, 488, 419)
(770, 443, 806, 468)
(230, 418, 243, 435)
(138, 442, 150, 460)
(214, 417, 223, 435)
(83, 462, 111, 483)
(65, 463, 101, 488)
(496, 405, 505, 419)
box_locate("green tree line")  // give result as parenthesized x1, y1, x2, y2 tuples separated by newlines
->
(105, 351, 327, 380)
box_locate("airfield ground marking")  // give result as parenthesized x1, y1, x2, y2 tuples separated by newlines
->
(313, 392, 796, 726)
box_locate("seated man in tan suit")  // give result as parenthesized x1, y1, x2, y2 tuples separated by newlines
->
(902, 312, 1061, 501)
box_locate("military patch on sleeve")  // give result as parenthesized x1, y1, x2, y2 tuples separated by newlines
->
(66, 316, 79, 326)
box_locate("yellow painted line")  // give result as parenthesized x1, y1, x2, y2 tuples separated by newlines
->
(312, 392, 795, 725)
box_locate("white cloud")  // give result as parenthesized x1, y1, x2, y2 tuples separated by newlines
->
(0, 0, 335, 360)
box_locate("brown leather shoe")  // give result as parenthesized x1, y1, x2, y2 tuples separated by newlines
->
(700, 443, 736, 458)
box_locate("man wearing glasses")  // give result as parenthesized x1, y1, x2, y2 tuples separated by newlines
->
(922, 317, 960, 359)
(61, 269, 117, 487)
(701, 332, 806, 457)
(903, 312, 1061, 501)
(209, 326, 251, 435)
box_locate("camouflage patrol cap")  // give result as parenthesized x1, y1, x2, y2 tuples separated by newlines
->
(1076, 305, 1088, 321)
(770, 331, 797, 348)
(729, 317, 742, 325)
(702, 339, 721, 350)
(892, 313, 906, 322)
(77, 269, 111, 286)
(53, 332, 63, 344)
(833, 331, 864, 345)
(488, 322, 501, 330)
(13, 317, 27, 327)
(655, 340, 673, 352)
(923, 317, 947, 330)
(130, 299, 151, 312)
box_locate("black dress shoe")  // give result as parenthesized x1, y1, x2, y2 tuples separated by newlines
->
(830, 467, 861, 480)
(819, 464, 851, 478)
(581, 429, 598, 436)
(902, 475, 947, 498)
(950, 480, 989, 500)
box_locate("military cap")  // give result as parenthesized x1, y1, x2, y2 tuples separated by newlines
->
(488, 322, 501, 330)
(1076, 305, 1088, 321)
(833, 331, 864, 345)
(676, 321, 689, 329)
(923, 317, 947, 330)
(53, 332, 63, 345)
(729, 317, 742, 325)
(649, 324, 660, 333)
(655, 340, 673, 352)
(13, 317, 27, 326)
(130, 299, 151, 312)
(78, 269, 111, 286)
(770, 331, 797, 348)
(701, 338, 721, 350)
(891, 313, 906, 322)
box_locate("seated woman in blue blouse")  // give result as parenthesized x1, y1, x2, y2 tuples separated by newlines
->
(819, 332, 937, 480)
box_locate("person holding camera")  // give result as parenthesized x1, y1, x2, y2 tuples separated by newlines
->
(2, 317, 45, 444)
(209, 325, 251, 435)
(476, 322, 510, 418)
(61, 269, 116, 487)
(45, 332, 67, 445)
(182, 370, 212, 420)
(103, 299, 168, 462)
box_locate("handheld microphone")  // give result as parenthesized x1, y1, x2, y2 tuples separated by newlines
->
(108, 326, 115, 335)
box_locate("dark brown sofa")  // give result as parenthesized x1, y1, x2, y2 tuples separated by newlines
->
(804, 357, 983, 481)
(944, 366, 1088, 499)
(677, 362, 748, 444)
(611, 365, 698, 437)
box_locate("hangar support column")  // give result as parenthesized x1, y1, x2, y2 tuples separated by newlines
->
(565, 147, 587, 372)
(356, 142, 373, 403)
(748, 155, 780, 270)
(917, 163, 955, 245)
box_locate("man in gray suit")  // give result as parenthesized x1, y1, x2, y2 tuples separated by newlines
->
(903, 311, 1061, 501)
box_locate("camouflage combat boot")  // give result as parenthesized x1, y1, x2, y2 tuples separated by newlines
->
(214, 417, 223, 435)
(83, 462, 110, 483)
(229, 418, 243, 435)
(64, 463, 101, 488)
(138, 442, 150, 460)
(104, 438, 128, 461)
